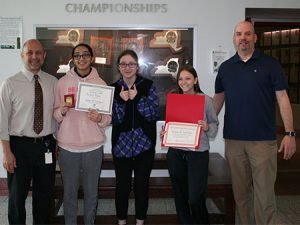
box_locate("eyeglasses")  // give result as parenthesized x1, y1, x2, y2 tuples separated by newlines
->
(73, 53, 91, 60)
(119, 62, 137, 69)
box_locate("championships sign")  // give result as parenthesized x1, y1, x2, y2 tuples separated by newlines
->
(65, 3, 168, 13)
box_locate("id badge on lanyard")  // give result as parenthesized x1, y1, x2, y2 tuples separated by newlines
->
(44, 139, 53, 164)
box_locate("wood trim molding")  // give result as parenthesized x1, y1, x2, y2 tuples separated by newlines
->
(246, 8, 300, 22)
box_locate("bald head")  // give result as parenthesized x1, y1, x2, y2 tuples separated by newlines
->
(234, 21, 255, 35)
(233, 21, 257, 58)
(21, 39, 46, 74)
(22, 39, 44, 53)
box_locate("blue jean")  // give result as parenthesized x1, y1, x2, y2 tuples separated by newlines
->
(58, 147, 103, 225)
(167, 148, 209, 225)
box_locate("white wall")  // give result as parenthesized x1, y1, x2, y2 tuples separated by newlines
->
(1, 0, 300, 177)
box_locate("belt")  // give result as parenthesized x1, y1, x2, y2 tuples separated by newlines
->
(10, 134, 53, 143)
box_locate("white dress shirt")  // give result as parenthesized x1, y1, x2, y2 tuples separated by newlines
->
(0, 68, 57, 140)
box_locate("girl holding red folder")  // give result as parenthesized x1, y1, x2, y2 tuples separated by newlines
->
(165, 65, 219, 224)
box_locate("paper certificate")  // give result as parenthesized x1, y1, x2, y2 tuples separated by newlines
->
(75, 82, 115, 115)
(162, 122, 202, 148)
(163, 93, 205, 148)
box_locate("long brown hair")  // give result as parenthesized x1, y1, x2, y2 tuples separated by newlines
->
(176, 65, 202, 94)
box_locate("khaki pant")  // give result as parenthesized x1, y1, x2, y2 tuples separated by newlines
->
(225, 139, 277, 224)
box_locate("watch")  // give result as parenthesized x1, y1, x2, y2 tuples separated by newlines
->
(284, 131, 296, 137)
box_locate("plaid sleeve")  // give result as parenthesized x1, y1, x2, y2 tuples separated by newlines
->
(136, 84, 160, 121)
(112, 98, 126, 125)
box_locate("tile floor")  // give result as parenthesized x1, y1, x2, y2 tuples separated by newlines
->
(0, 196, 299, 224)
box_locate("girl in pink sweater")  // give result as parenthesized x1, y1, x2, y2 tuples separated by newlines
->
(54, 43, 111, 225)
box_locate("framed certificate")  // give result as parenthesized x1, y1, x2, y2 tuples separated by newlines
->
(211, 49, 230, 73)
(162, 122, 202, 148)
(75, 82, 115, 114)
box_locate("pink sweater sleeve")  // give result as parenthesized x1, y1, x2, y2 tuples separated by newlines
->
(98, 114, 111, 127)
(53, 81, 65, 123)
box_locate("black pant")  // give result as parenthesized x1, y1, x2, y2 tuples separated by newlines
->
(113, 149, 155, 220)
(7, 135, 56, 225)
(167, 148, 210, 225)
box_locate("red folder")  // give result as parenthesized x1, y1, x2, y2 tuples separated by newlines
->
(163, 93, 205, 148)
